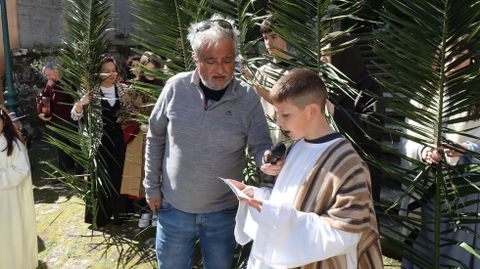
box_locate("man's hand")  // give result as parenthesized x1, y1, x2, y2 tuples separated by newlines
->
(146, 195, 162, 213)
(38, 113, 52, 122)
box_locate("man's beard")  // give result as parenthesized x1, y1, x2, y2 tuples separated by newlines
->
(200, 74, 233, 90)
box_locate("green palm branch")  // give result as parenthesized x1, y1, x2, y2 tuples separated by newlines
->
(131, 1, 262, 267)
(248, 0, 371, 149)
(371, 0, 480, 268)
(130, 0, 368, 267)
(131, 0, 208, 75)
(43, 0, 113, 230)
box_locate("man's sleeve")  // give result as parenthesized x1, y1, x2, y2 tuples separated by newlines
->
(143, 84, 170, 199)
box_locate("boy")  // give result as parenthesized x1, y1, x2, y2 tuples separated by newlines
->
(246, 15, 294, 144)
(232, 68, 383, 269)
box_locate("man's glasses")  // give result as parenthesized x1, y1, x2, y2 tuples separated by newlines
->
(196, 19, 233, 33)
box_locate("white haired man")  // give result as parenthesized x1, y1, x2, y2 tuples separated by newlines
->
(143, 15, 272, 269)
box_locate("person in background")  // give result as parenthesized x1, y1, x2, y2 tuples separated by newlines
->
(143, 14, 271, 268)
(123, 51, 163, 229)
(323, 33, 385, 202)
(232, 68, 382, 269)
(401, 50, 480, 269)
(72, 55, 133, 227)
(125, 55, 141, 82)
(136, 51, 165, 86)
(245, 15, 293, 144)
(0, 106, 38, 269)
(37, 62, 77, 172)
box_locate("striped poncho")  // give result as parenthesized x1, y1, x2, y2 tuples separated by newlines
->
(293, 138, 383, 269)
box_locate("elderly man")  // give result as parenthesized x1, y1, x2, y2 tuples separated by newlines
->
(143, 15, 272, 269)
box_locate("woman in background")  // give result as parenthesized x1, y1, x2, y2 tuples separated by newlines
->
(0, 106, 38, 269)
(72, 55, 132, 227)
(123, 51, 163, 228)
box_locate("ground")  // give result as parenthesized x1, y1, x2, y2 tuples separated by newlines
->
(31, 139, 401, 268)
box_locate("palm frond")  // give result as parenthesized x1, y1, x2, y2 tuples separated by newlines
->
(132, 0, 208, 74)
(51, 0, 114, 229)
(373, 0, 480, 267)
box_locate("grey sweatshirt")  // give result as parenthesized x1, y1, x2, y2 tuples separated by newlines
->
(143, 70, 272, 213)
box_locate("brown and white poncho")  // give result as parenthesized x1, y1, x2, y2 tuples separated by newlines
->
(235, 137, 383, 269)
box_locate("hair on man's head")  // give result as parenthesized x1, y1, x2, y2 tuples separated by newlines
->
(187, 14, 239, 57)
(260, 15, 274, 34)
(270, 68, 327, 109)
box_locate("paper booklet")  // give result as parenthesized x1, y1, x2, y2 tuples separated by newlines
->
(218, 177, 250, 200)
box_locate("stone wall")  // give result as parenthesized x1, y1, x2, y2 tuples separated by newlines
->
(16, 0, 135, 49)
(11, 48, 59, 140)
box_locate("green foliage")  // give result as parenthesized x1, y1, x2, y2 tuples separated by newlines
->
(47, 0, 480, 267)
(48, 0, 113, 229)
(372, 0, 480, 268)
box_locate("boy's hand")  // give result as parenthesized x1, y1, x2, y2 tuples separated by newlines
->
(228, 179, 255, 199)
(261, 149, 285, 176)
(261, 160, 284, 176)
(246, 198, 263, 212)
(227, 179, 262, 212)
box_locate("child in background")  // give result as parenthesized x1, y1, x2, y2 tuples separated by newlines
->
(0, 106, 38, 269)
(232, 69, 383, 269)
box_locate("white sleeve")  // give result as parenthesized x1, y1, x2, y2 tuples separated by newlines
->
(0, 142, 31, 189)
(71, 103, 84, 121)
(250, 200, 361, 268)
(234, 186, 272, 245)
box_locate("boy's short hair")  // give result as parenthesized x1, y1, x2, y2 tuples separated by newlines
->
(260, 15, 274, 34)
(270, 68, 327, 109)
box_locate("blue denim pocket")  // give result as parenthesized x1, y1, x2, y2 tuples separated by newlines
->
(158, 200, 172, 212)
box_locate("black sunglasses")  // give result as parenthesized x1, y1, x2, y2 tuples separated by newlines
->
(196, 19, 233, 33)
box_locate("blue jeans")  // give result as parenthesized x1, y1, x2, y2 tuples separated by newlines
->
(155, 200, 237, 269)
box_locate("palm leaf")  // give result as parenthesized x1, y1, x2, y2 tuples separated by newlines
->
(131, 0, 209, 75)
(372, 0, 480, 268)
(51, 0, 113, 229)
(263, 0, 368, 137)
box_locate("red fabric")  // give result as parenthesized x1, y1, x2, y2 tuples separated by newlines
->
(38, 82, 74, 120)
(123, 121, 140, 144)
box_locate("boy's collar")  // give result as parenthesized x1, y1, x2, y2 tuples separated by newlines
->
(304, 132, 343, 144)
